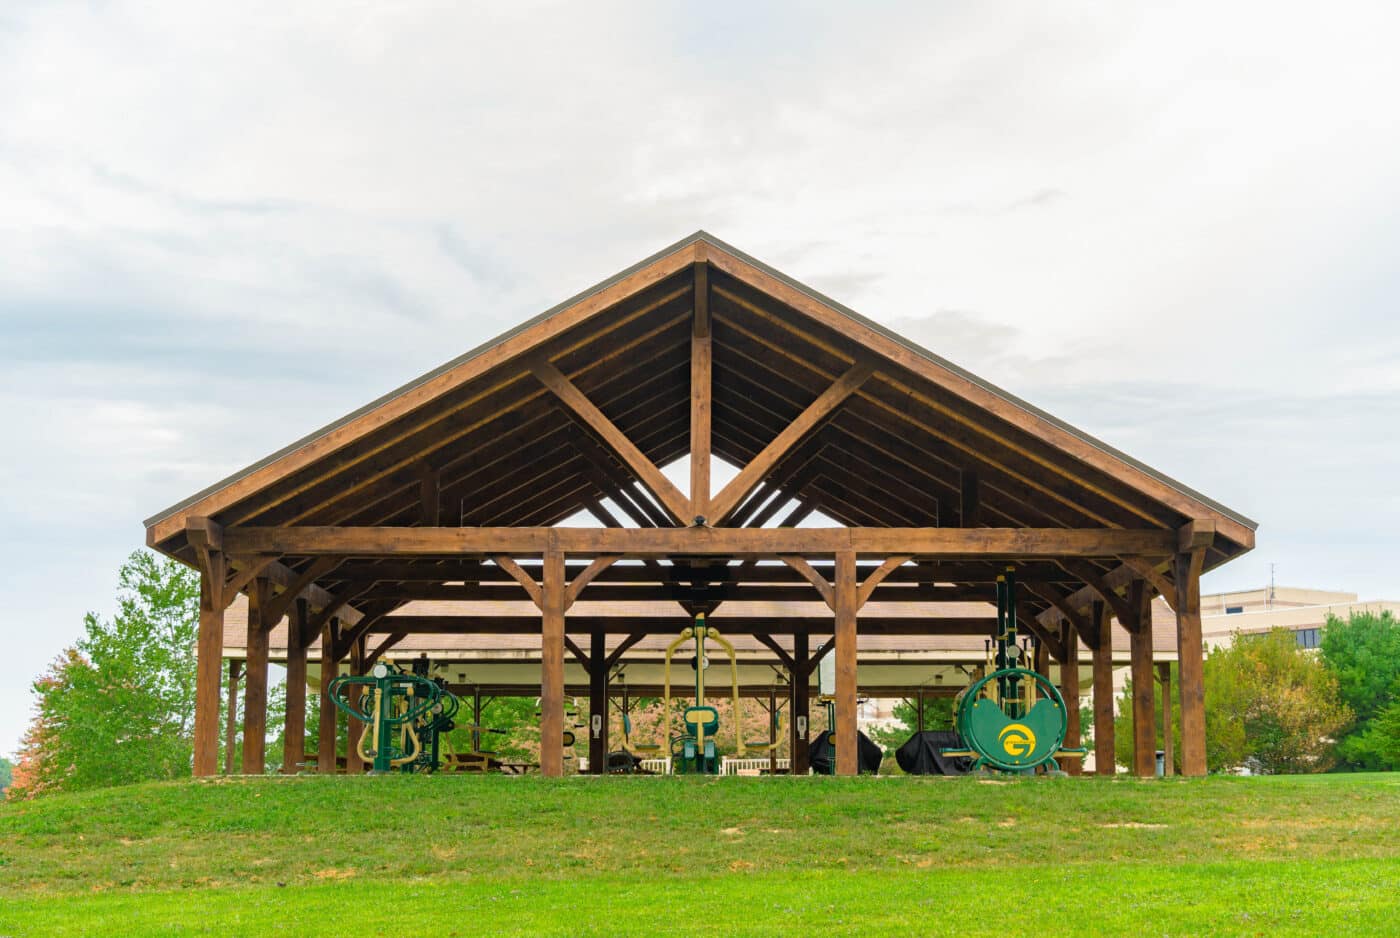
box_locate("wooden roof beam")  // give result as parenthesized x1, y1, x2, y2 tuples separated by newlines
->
(528, 355, 689, 524)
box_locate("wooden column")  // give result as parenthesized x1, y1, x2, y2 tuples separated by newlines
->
(588, 630, 608, 774)
(1060, 624, 1082, 776)
(1091, 601, 1116, 776)
(791, 631, 810, 774)
(689, 263, 711, 521)
(540, 548, 566, 777)
(1174, 548, 1208, 776)
(193, 549, 226, 777)
(223, 660, 243, 776)
(768, 685, 779, 776)
(959, 470, 980, 527)
(241, 578, 271, 775)
(317, 618, 338, 773)
(1158, 662, 1174, 776)
(1127, 581, 1156, 778)
(345, 637, 366, 774)
(834, 550, 859, 776)
(283, 599, 308, 774)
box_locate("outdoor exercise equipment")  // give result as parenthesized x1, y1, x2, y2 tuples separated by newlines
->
(327, 658, 459, 774)
(659, 614, 743, 774)
(940, 568, 1085, 774)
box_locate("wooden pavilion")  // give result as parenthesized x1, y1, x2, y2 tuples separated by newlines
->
(143, 232, 1255, 778)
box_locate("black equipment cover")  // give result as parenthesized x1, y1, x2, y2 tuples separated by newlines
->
(809, 729, 883, 775)
(895, 730, 973, 775)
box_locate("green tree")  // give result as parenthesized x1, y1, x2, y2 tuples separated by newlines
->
(1319, 610, 1400, 770)
(0, 755, 13, 798)
(10, 551, 199, 796)
(1203, 629, 1353, 774)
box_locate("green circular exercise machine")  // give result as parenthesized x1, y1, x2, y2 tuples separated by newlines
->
(328, 658, 459, 773)
(942, 567, 1086, 775)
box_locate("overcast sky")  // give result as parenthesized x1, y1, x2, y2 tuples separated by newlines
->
(2, 2, 1398, 756)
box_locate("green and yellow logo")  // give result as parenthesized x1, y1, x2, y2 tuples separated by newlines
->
(998, 723, 1036, 757)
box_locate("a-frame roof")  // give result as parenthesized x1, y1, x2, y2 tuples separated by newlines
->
(145, 231, 1255, 578)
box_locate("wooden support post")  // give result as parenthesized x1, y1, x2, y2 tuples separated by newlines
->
(689, 263, 711, 522)
(1126, 581, 1156, 778)
(345, 637, 367, 774)
(768, 685, 778, 776)
(916, 689, 925, 734)
(1091, 600, 1116, 776)
(223, 660, 243, 776)
(1061, 623, 1082, 776)
(791, 631, 810, 774)
(1033, 637, 1050, 678)
(540, 548, 566, 777)
(193, 548, 226, 777)
(317, 618, 338, 774)
(283, 598, 308, 774)
(1158, 662, 1174, 776)
(834, 550, 859, 776)
(960, 470, 980, 527)
(241, 578, 271, 775)
(589, 630, 608, 774)
(1173, 548, 1208, 776)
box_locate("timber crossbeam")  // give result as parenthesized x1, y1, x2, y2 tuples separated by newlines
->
(221, 525, 1177, 558)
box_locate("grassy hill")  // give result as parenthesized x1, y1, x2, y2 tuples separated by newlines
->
(2, 772, 1398, 936)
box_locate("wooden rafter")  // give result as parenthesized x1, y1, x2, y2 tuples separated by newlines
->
(528, 355, 689, 523)
(709, 361, 875, 523)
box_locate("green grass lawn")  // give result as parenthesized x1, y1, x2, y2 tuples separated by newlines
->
(2, 772, 1398, 935)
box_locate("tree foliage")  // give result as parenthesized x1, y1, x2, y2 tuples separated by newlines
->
(1319, 610, 1400, 771)
(1112, 664, 1180, 773)
(9, 551, 199, 798)
(869, 696, 955, 757)
(0, 755, 12, 797)
(1203, 629, 1352, 774)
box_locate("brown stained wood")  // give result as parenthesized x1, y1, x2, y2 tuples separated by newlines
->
(1178, 519, 1217, 553)
(1060, 623, 1082, 775)
(241, 578, 271, 775)
(563, 636, 591, 671)
(960, 470, 980, 527)
(365, 630, 408, 667)
(345, 637, 367, 774)
(364, 615, 996, 636)
(1159, 662, 1174, 776)
(834, 551, 859, 776)
(1120, 556, 1178, 612)
(419, 463, 441, 525)
(1174, 547, 1208, 777)
(193, 548, 226, 777)
(282, 599, 308, 774)
(317, 619, 339, 774)
(1125, 581, 1156, 778)
(223, 525, 1177, 558)
(710, 362, 875, 523)
(779, 555, 834, 608)
(1058, 559, 1135, 625)
(1015, 603, 1066, 663)
(540, 549, 566, 778)
(588, 630, 609, 774)
(856, 556, 913, 608)
(564, 555, 621, 608)
(528, 356, 690, 523)
(1024, 583, 1093, 649)
(690, 263, 712, 521)
(263, 558, 343, 627)
(603, 632, 647, 670)
(147, 252, 699, 546)
(490, 555, 543, 608)
(791, 631, 810, 774)
(1091, 601, 1116, 776)
(224, 555, 279, 606)
(223, 660, 243, 776)
(751, 634, 795, 671)
(703, 251, 1254, 548)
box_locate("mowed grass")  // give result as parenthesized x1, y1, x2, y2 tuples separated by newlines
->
(1, 772, 1398, 935)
